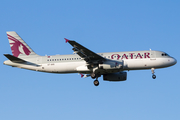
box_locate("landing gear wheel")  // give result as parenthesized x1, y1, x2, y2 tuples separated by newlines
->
(152, 74, 156, 79)
(91, 73, 96, 79)
(94, 80, 99, 86)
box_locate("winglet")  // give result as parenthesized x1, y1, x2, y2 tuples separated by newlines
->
(80, 73, 84, 78)
(64, 38, 70, 43)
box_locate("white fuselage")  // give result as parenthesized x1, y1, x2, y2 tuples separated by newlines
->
(4, 50, 177, 74)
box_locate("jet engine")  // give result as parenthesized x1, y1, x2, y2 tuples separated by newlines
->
(103, 72, 127, 81)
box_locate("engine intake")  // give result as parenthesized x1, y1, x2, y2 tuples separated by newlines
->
(103, 72, 127, 81)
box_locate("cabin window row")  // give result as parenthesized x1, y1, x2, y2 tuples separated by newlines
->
(47, 58, 81, 61)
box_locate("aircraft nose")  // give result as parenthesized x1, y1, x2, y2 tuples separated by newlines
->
(165, 57, 177, 67)
(172, 58, 177, 65)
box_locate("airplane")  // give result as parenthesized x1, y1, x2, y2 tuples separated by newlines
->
(3, 31, 177, 86)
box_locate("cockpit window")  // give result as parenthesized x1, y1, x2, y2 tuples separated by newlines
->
(162, 53, 169, 56)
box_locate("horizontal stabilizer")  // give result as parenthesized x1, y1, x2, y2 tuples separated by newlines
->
(4, 54, 26, 63)
(4, 54, 40, 66)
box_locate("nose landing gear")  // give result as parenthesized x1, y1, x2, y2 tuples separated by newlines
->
(151, 68, 156, 79)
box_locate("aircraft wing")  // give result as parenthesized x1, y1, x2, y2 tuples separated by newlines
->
(65, 39, 106, 62)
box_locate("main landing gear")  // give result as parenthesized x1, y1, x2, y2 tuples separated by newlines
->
(91, 73, 100, 86)
(93, 80, 99, 86)
(151, 68, 156, 79)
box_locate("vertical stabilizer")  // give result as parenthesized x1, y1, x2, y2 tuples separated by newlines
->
(6, 31, 38, 58)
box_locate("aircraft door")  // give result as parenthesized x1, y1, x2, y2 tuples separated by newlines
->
(37, 57, 42, 64)
(150, 51, 156, 60)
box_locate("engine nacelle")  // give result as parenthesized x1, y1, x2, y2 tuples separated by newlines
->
(99, 61, 123, 70)
(103, 72, 127, 81)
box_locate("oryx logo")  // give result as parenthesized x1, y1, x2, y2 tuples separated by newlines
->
(7, 34, 31, 57)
